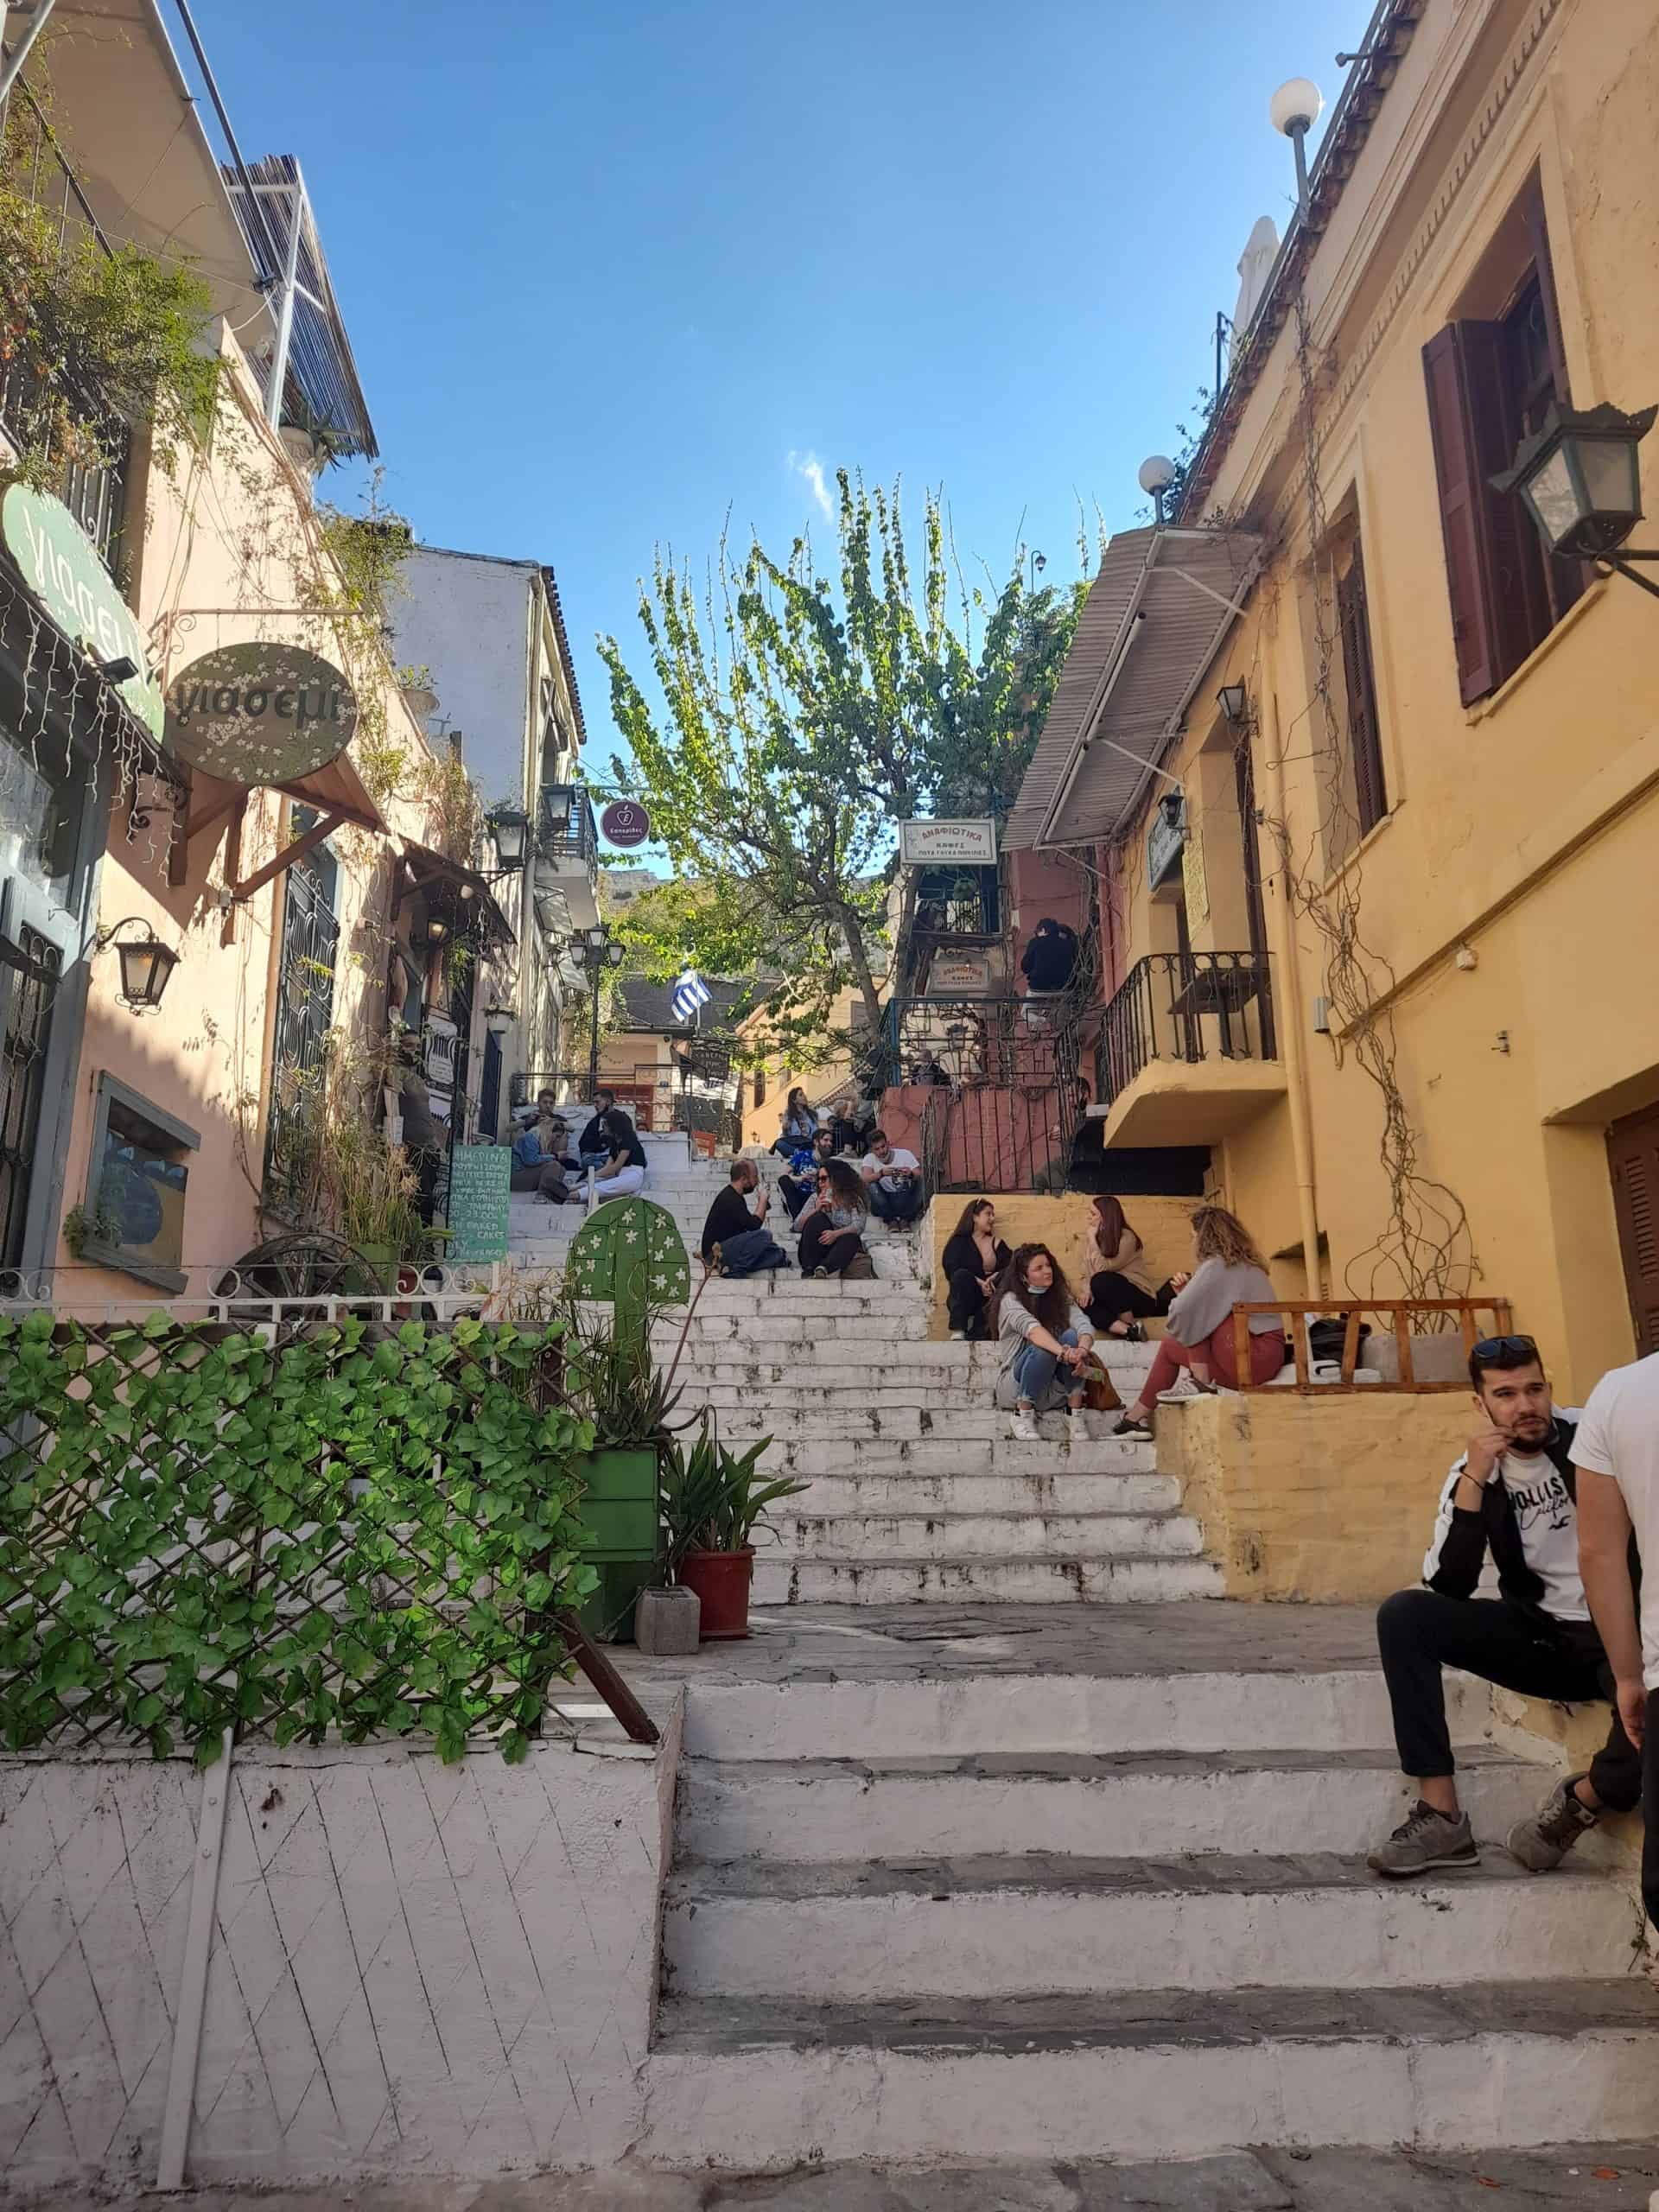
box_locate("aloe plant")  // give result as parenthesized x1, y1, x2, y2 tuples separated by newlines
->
(660, 1421, 808, 1567)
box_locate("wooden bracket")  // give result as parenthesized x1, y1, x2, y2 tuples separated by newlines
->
(229, 809, 346, 906)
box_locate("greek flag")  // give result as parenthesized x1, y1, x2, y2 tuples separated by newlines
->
(671, 969, 712, 1023)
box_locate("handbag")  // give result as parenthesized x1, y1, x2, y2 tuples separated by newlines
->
(1082, 1355, 1122, 1414)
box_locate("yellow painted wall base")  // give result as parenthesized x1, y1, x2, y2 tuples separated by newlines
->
(921, 1192, 1199, 1339)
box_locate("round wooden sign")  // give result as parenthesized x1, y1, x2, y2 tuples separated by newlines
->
(165, 643, 358, 783)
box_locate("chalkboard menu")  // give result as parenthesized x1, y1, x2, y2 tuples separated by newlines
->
(445, 1144, 511, 1262)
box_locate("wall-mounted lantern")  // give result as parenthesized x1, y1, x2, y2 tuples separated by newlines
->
(94, 917, 179, 1011)
(1494, 400, 1659, 599)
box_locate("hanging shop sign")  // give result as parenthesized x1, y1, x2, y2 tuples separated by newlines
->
(1, 482, 165, 738)
(601, 798, 652, 849)
(899, 817, 998, 866)
(164, 642, 358, 783)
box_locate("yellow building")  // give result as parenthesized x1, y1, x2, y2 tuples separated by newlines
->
(737, 982, 880, 1154)
(1008, 0, 1659, 1401)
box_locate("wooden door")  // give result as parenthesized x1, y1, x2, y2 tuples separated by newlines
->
(1609, 1103, 1659, 1356)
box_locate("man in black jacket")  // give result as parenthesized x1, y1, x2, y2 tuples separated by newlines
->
(1368, 1333, 1643, 1877)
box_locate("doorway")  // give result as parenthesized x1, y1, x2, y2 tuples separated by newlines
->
(1608, 1102, 1659, 1357)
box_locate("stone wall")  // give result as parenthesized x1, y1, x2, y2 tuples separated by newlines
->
(922, 1192, 1198, 1337)
(0, 1706, 682, 2190)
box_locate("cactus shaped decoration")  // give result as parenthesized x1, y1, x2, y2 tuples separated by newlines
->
(568, 1197, 690, 1358)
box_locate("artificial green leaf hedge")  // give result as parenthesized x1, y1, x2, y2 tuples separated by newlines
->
(0, 1313, 595, 1764)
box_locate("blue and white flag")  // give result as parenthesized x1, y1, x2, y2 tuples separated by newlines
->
(671, 969, 712, 1022)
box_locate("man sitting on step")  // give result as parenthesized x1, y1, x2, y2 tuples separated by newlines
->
(700, 1158, 786, 1277)
(1368, 1332, 1643, 1878)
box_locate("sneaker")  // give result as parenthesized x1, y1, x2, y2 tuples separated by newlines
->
(949, 1328, 968, 1340)
(1507, 1776, 1599, 1872)
(1367, 1799, 1479, 1878)
(1113, 1413, 1154, 1440)
(1010, 1407, 1041, 1443)
(1155, 1374, 1217, 1405)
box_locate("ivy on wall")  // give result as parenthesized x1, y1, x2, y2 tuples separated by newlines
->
(0, 1314, 595, 1765)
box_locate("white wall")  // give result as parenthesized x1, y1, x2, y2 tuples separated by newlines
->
(0, 1710, 682, 2189)
(391, 546, 534, 811)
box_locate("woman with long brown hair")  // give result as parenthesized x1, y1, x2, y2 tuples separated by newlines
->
(1084, 1195, 1180, 1340)
(941, 1198, 1012, 1339)
(1114, 1205, 1285, 1440)
(798, 1158, 873, 1278)
(993, 1243, 1096, 1442)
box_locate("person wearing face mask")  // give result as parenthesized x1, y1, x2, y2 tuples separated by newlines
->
(1367, 1333, 1643, 1878)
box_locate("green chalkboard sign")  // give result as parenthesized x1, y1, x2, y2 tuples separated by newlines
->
(445, 1144, 512, 1262)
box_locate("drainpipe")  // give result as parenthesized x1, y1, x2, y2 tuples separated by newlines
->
(1262, 691, 1325, 1297)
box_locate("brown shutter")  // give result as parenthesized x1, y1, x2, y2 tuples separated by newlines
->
(1609, 1104, 1659, 1357)
(1337, 544, 1387, 836)
(1421, 322, 1537, 704)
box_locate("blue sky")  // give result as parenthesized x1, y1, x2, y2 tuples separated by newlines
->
(198, 0, 1352, 779)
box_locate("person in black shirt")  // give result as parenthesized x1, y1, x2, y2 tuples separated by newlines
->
(578, 1090, 620, 1168)
(701, 1160, 785, 1275)
(593, 1109, 647, 1200)
(940, 1198, 1012, 1339)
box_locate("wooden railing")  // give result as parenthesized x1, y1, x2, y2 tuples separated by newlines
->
(1231, 1297, 1516, 1394)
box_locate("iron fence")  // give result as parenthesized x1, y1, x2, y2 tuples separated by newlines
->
(1097, 951, 1276, 1103)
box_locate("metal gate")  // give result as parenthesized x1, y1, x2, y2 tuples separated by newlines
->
(264, 861, 340, 1214)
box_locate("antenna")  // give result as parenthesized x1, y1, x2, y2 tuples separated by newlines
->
(1269, 77, 1325, 215)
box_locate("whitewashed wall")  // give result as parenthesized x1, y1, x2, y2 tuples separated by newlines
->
(0, 1711, 682, 2190)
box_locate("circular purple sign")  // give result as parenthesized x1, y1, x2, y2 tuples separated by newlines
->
(601, 799, 652, 849)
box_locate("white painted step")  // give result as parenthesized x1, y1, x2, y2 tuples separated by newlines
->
(754, 1435, 1159, 1477)
(771, 1470, 1183, 1516)
(662, 1853, 1638, 2000)
(721, 1408, 1147, 1444)
(767, 1508, 1205, 1561)
(749, 1554, 1224, 1606)
(640, 1981, 1659, 2169)
(669, 1661, 1496, 1763)
(675, 1744, 1554, 1862)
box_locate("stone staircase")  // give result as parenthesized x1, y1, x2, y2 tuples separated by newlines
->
(637, 1609, 1657, 2171)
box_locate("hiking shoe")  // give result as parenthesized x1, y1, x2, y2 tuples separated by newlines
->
(1156, 1374, 1216, 1405)
(1113, 1413, 1154, 1440)
(1010, 1407, 1041, 1442)
(1367, 1800, 1479, 1878)
(1507, 1776, 1599, 1872)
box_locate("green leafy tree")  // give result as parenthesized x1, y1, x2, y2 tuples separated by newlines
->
(598, 470, 1084, 1045)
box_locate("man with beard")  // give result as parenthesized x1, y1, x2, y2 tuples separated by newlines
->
(1367, 1334, 1642, 1877)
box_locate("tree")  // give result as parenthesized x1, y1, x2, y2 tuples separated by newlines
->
(597, 469, 1084, 1052)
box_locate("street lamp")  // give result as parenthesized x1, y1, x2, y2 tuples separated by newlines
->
(484, 1001, 513, 1039)
(94, 918, 180, 1011)
(1493, 400, 1659, 598)
(485, 806, 529, 872)
(580, 925, 627, 1097)
(1216, 682, 1249, 725)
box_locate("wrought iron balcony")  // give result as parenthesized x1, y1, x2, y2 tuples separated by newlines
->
(1095, 951, 1282, 1146)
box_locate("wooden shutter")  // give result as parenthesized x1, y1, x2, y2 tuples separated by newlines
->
(1610, 1106, 1659, 1358)
(1336, 543, 1387, 836)
(1421, 322, 1537, 704)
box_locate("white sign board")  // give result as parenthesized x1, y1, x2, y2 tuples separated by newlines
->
(899, 817, 998, 866)
(927, 952, 993, 995)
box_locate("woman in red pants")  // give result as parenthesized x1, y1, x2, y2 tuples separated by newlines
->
(1113, 1206, 1285, 1440)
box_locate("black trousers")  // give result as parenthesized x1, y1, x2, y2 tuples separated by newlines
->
(799, 1216, 864, 1275)
(947, 1267, 991, 1336)
(1086, 1270, 1173, 1329)
(1376, 1586, 1643, 1813)
(779, 1176, 814, 1221)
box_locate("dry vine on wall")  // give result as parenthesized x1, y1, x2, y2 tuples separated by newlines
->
(1252, 288, 1477, 1305)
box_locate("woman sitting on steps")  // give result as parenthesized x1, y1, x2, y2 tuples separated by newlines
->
(798, 1159, 873, 1279)
(1114, 1205, 1285, 1440)
(1084, 1195, 1182, 1339)
(941, 1199, 1011, 1340)
(993, 1243, 1097, 1443)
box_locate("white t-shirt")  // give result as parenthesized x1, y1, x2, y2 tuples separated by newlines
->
(1572, 1354, 1659, 1690)
(1423, 1414, 1587, 1621)
(861, 1147, 918, 1194)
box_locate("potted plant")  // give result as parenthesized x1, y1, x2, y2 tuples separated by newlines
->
(662, 1421, 808, 1641)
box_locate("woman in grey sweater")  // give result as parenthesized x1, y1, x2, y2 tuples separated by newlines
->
(993, 1244, 1097, 1442)
(1113, 1206, 1286, 1440)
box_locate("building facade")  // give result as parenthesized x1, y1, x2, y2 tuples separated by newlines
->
(1006, 0, 1659, 1398)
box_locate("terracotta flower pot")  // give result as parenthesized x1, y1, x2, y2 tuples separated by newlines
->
(677, 1548, 754, 1640)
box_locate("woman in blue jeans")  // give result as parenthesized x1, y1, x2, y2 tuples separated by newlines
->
(992, 1243, 1096, 1442)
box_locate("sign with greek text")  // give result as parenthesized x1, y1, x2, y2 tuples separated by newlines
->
(1, 483, 164, 737)
(164, 642, 358, 783)
(899, 817, 998, 865)
(445, 1142, 511, 1262)
(601, 798, 652, 849)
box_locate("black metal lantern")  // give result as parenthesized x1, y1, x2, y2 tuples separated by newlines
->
(486, 805, 529, 871)
(1216, 682, 1249, 725)
(96, 917, 180, 1010)
(1493, 401, 1657, 566)
(484, 1001, 513, 1039)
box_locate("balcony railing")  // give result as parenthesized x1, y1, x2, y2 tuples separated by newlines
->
(1097, 951, 1276, 1103)
(537, 784, 599, 868)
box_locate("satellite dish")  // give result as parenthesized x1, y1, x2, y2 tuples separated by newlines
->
(1269, 78, 1324, 137)
(1137, 456, 1178, 496)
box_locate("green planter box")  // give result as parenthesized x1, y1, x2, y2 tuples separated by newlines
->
(573, 1447, 661, 1645)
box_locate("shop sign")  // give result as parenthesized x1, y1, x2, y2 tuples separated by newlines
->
(164, 642, 357, 783)
(928, 951, 993, 995)
(446, 1143, 511, 1262)
(899, 817, 998, 865)
(1147, 798, 1186, 890)
(601, 798, 652, 848)
(1, 482, 165, 737)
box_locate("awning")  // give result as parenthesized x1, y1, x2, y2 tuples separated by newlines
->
(1005, 525, 1263, 850)
(396, 838, 516, 946)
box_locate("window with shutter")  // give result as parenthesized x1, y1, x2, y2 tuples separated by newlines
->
(1609, 1103, 1659, 1358)
(1336, 543, 1387, 836)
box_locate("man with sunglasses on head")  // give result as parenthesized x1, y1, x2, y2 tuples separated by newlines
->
(1369, 1332, 1643, 1878)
